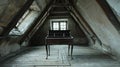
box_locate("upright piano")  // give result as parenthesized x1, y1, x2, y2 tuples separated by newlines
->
(45, 30, 73, 59)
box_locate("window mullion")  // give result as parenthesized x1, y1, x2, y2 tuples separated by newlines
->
(59, 21, 60, 30)
(66, 21, 67, 30)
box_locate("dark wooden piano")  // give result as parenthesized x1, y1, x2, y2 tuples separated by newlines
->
(45, 30, 73, 59)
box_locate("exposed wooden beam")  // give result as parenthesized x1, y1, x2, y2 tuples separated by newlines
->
(69, 11, 89, 36)
(68, 5, 102, 45)
(19, 1, 53, 44)
(50, 11, 69, 14)
(51, 4, 70, 7)
(96, 0, 120, 33)
(1, 0, 34, 36)
(48, 15, 70, 18)
(28, 10, 50, 38)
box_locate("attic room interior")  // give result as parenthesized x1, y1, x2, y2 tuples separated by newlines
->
(0, 0, 120, 67)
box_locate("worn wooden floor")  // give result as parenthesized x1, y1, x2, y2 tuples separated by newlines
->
(0, 45, 120, 67)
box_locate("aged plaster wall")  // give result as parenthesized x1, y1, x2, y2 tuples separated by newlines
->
(0, 37, 20, 57)
(0, 0, 49, 58)
(0, 0, 26, 34)
(30, 17, 88, 46)
(0, 0, 26, 58)
(75, 0, 120, 59)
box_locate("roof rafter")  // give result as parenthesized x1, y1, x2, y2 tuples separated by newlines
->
(67, 4, 102, 45)
(1, 0, 34, 36)
(19, 0, 53, 44)
(96, 0, 120, 33)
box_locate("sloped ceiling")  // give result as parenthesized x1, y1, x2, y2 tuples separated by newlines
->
(0, 0, 26, 34)
(0, 0, 50, 35)
(106, 0, 120, 22)
(35, 0, 50, 10)
(0, 0, 26, 26)
(74, 0, 120, 57)
(0, 0, 120, 59)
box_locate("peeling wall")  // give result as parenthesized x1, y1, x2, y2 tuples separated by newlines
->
(75, 0, 120, 59)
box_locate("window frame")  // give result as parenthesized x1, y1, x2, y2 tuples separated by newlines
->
(50, 19, 68, 30)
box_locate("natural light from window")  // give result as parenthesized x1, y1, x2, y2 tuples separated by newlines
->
(50, 19, 68, 30)
(9, 1, 40, 35)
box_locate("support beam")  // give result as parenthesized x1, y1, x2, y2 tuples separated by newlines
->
(19, 1, 53, 44)
(96, 0, 120, 33)
(68, 5, 102, 45)
(69, 11, 89, 37)
(50, 11, 69, 14)
(28, 11, 50, 38)
(51, 4, 70, 7)
(69, 9, 93, 44)
(1, 0, 34, 36)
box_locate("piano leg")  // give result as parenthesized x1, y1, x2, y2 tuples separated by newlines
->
(68, 44, 70, 56)
(71, 45, 73, 59)
(46, 45, 48, 59)
(48, 45, 50, 56)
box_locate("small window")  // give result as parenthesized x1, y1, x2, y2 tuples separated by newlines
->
(16, 10, 30, 27)
(9, 1, 40, 35)
(50, 19, 68, 30)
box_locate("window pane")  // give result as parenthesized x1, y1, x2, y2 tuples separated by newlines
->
(60, 22, 66, 30)
(51, 20, 67, 30)
(9, 11, 39, 35)
(53, 22, 59, 30)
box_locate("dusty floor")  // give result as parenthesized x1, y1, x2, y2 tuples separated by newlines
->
(0, 45, 120, 67)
